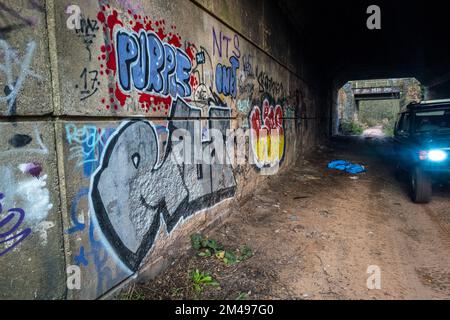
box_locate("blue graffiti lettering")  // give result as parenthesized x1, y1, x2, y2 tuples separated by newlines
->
(116, 31, 138, 91)
(65, 124, 115, 177)
(147, 33, 164, 92)
(66, 187, 89, 235)
(116, 29, 192, 98)
(215, 56, 239, 98)
(66, 188, 128, 295)
(132, 31, 149, 91)
(74, 246, 89, 266)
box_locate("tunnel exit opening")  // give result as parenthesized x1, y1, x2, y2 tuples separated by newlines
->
(335, 78, 423, 137)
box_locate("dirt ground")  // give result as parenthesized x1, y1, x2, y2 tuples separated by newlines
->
(123, 136, 450, 300)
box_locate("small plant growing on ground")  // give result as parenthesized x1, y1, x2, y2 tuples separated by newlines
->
(191, 233, 223, 256)
(215, 250, 237, 266)
(191, 233, 203, 250)
(198, 248, 212, 257)
(239, 245, 253, 261)
(190, 269, 220, 294)
(191, 233, 253, 266)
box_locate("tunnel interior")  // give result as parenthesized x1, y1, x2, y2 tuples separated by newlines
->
(2, 0, 450, 300)
(279, 0, 450, 137)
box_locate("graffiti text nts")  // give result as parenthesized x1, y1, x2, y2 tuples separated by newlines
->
(212, 26, 240, 59)
(0, 192, 31, 257)
(116, 29, 192, 97)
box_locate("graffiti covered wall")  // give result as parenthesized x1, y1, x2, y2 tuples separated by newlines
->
(0, 0, 326, 299)
(0, 0, 65, 299)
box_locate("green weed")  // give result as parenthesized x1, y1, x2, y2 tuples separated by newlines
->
(190, 269, 220, 293)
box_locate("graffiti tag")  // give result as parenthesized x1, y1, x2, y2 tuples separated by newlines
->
(0, 192, 31, 257)
(0, 40, 41, 115)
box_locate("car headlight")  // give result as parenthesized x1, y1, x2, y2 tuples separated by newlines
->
(427, 149, 447, 162)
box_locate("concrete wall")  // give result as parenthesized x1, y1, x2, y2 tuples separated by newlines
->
(0, 0, 327, 299)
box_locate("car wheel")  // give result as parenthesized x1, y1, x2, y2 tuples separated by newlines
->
(410, 166, 432, 203)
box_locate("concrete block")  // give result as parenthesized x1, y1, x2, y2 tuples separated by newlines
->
(0, 121, 65, 299)
(0, 0, 53, 116)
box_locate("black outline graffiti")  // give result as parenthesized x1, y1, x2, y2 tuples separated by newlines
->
(255, 66, 286, 98)
(190, 46, 227, 108)
(75, 16, 100, 61)
(90, 99, 236, 271)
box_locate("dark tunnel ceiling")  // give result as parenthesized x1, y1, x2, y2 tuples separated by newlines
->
(278, 0, 450, 97)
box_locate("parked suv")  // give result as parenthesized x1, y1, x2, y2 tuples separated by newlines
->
(394, 99, 450, 203)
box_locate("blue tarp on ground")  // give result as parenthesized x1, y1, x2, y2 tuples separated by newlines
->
(327, 160, 366, 174)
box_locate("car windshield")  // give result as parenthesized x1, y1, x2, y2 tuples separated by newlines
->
(414, 109, 450, 133)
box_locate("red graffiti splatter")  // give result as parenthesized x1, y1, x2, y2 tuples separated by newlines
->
(167, 33, 181, 48)
(144, 21, 153, 31)
(97, 11, 105, 23)
(262, 100, 274, 131)
(138, 93, 151, 111)
(106, 10, 123, 39)
(115, 84, 129, 107)
(156, 28, 167, 40)
(138, 93, 171, 115)
(132, 21, 144, 33)
(96, 8, 195, 113)
(185, 44, 196, 61)
(105, 45, 116, 76)
(190, 75, 198, 90)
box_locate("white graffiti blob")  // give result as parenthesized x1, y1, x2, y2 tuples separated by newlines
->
(0, 167, 53, 224)
(0, 40, 42, 115)
(35, 221, 55, 246)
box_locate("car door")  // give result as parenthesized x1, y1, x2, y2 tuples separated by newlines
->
(394, 112, 412, 168)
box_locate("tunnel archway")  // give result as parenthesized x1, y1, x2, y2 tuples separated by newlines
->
(278, 0, 450, 137)
(335, 78, 422, 136)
